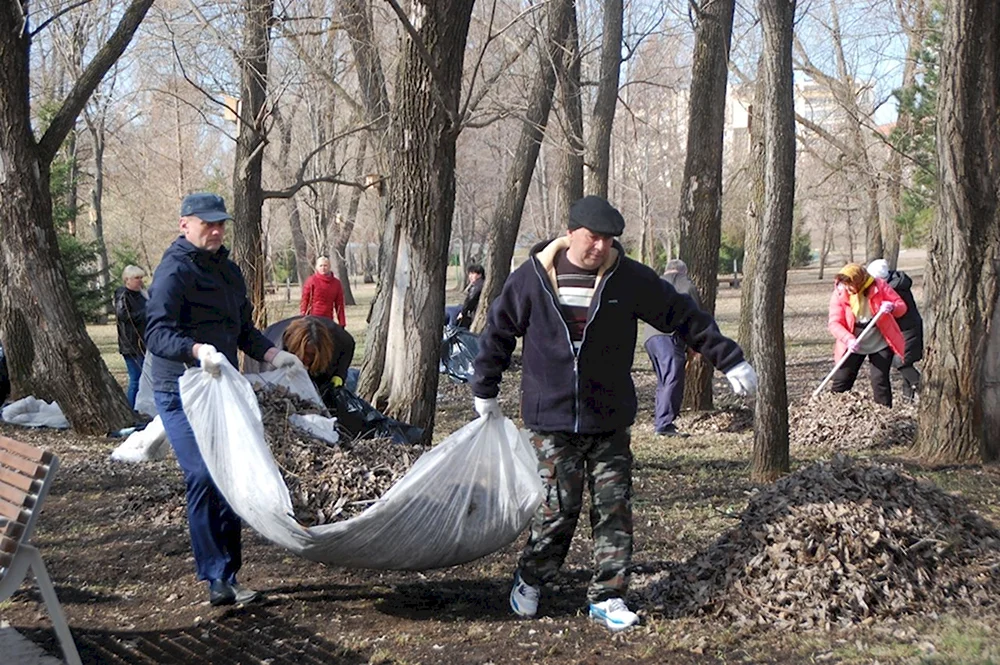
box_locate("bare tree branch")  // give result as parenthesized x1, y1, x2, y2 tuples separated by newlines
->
(30, 0, 93, 37)
(38, 0, 154, 164)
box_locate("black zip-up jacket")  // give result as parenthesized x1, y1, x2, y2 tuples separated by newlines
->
(886, 269, 923, 363)
(472, 237, 745, 434)
(459, 277, 484, 322)
(145, 237, 274, 393)
(114, 286, 147, 357)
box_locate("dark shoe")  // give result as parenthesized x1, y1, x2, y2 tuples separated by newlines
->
(209, 580, 235, 606)
(655, 425, 688, 438)
(231, 583, 261, 605)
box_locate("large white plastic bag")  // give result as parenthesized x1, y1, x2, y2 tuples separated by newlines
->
(1, 396, 69, 428)
(180, 358, 543, 570)
(134, 354, 156, 417)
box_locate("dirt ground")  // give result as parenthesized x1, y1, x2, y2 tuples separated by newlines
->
(5, 254, 1000, 665)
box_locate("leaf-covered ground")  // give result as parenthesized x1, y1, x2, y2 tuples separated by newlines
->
(6, 256, 1000, 664)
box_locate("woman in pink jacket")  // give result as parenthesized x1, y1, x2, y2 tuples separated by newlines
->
(827, 263, 907, 406)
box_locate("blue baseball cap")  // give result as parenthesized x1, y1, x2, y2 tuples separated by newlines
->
(180, 192, 232, 223)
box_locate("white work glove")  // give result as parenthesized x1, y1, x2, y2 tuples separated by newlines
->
(725, 361, 758, 397)
(878, 301, 895, 315)
(196, 344, 225, 377)
(272, 349, 304, 371)
(474, 396, 502, 419)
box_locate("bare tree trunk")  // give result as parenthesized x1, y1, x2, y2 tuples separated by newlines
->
(231, 0, 274, 329)
(330, 136, 367, 307)
(272, 106, 311, 285)
(885, 1, 926, 269)
(358, 0, 475, 438)
(738, 68, 766, 362)
(0, 0, 152, 434)
(286, 199, 310, 284)
(585, 0, 622, 198)
(818, 223, 833, 280)
(342, 0, 391, 399)
(472, 0, 573, 333)
(678, 0, 736, 411)
(751, 0, 796, 483)
(556, 2, 584, 220)
(86, 120, 111, 318)
(916, 0, 1000, 464)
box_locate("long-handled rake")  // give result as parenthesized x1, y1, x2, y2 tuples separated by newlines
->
(811, 309, 885, 399)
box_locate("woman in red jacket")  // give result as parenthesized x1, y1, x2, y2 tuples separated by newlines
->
(300, 256, 346, 326)
(827, 263, 907, 406)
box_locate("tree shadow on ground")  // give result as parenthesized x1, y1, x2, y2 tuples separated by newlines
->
(374, 571, 592, 622)
(21, 607, 367, 664)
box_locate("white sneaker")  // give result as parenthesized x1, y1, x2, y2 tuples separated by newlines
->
(589, 598, 639, 631)
(509, 571, 540, 618)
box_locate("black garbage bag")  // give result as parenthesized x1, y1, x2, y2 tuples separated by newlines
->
(326, 386, 424, 445)
(440, 326, 479, 384)
(0, 342, 9, 406)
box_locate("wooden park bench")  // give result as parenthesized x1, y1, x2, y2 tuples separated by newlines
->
(0, 436, 81, 665)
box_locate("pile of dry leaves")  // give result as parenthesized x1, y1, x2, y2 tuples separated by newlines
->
(256, 385, 426, 527)
(788, 391, 917, 451)
(641, 455, 1000, 630)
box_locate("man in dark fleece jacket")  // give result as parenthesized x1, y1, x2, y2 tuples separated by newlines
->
(867, 259, 923, 400)
(471, 196, 757, 632)
(145, 192, 304, 607)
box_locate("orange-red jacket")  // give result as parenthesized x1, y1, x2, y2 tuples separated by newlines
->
(300, 273, 346, 326)
(828, 278, 906, 361)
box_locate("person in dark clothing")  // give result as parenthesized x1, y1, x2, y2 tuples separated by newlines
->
(145, 192, 304, 607)
(114, 265, 148, 408)
(471, 195, 757, 632)
(446, 264, 485, 328)
(867, 259, 923, 400)
(642, 259, 700, 436)
(259, 315, 356, 407)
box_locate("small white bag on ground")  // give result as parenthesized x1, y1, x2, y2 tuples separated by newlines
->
(180, 358, 543, 570)
(111, 415, 171, 462)
(1, 396, 70, 429)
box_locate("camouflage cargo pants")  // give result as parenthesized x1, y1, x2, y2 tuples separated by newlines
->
(517, 429, 633, 603)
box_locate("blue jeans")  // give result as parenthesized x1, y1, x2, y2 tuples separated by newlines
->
(154, 390, 242, 584)
(644, 335, 686, 431)
(123, 355, 144, 408)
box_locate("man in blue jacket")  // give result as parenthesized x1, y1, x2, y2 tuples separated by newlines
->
(145, 192, 303, 606)
(471, 196, 757, 632)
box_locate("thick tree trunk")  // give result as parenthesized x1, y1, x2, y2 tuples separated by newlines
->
(472, 0, 573, 333)
(231, 0, 274, 329)
(0, 0, 152, 434)
(678, 0, 736, 411)
(751, 0, 796, 483)
(556, 3, 584, 222)
(585, 0, 622, 198)
(357, 0, 475, 438)
(916, 0, 1000, 464)
(738, 70, 766, 363)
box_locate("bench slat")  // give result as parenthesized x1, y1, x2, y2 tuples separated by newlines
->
(0, 467, 37, 493)
(0, 450, 45, 479)
(0, 482, 30, 508)
(0, 436, 52, 464)
(0, 496, 27, 523)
